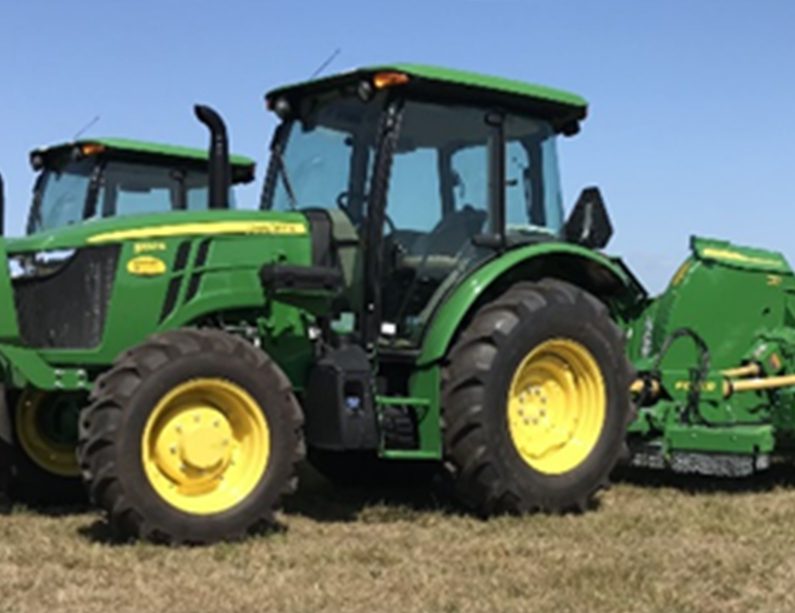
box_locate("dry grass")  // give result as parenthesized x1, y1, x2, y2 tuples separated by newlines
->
(3, 466, 795, 613)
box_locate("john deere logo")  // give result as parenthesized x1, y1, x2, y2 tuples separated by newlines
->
(127, 255, 167, 277)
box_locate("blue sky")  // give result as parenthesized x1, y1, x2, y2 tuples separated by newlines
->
(1, 0, 794, 291)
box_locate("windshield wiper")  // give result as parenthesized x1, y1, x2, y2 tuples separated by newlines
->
(272, 148, 298, 210)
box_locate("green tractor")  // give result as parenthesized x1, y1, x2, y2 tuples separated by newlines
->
(0, 138, 256, 502)
(4, 63, 787, 545)
(26, 138, 256, 234)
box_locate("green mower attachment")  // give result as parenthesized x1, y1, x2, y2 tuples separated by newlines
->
(628, 236, 795, 476)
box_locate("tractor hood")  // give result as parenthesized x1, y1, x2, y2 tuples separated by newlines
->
(0, 208, 315, 362)
(5, 209, 309, 254)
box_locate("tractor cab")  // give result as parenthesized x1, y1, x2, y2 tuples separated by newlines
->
(26, 139, 256, 235)
(262, 65, 597, 345)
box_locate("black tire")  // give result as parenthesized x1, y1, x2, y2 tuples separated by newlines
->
(442, 279, 633, 515)
(77, 329, 304, 544)
(0, 392, 11, 511)
(307, 447, 438, 489)
(10, 447, 84, 505)
(9, 390, 86, 505)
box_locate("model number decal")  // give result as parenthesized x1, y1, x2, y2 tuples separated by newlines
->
(127, 255, 167, 277)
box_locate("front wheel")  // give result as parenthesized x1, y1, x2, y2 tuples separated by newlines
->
(11, 389, 86, 504)
(442, 279, 633, 515)
(78, 329, 304, 544)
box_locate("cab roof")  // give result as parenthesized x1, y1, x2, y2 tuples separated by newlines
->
(30, 138, 256, 182)
(266, 63, 588, 134)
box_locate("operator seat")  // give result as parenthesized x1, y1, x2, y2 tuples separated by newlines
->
(411, 205, 487, 257)
(383, 205, 487, 324)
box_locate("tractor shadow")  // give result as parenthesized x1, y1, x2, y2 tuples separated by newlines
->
(283, 463, 463, 523)
(72, 463, 458, 546)
(0, 497, 124, 546)
(613, 461, 795, 495)
(4, 500, 92, 517)
(0, 498, 127, 546)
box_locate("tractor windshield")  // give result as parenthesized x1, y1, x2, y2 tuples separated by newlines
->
(262, 93, 383, 225)
(29, 159, 94, 233)
(28, 158, 238, 235)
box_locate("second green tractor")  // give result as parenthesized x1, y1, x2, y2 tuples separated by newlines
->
(1, 64, 792, 544)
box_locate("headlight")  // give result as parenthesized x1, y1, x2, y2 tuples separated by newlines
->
(8, 249, 77, 280)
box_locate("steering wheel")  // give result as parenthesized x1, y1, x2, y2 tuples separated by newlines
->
(335, 190, 396, 233)
(335, 190, 356, 216)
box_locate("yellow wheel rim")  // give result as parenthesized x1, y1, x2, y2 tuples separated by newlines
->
(15, 390, 81, 478)
(141, 378, 270, 515)
(507, 339, 606, 475)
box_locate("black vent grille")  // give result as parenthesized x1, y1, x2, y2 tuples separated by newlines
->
(13, 246, 120, 349)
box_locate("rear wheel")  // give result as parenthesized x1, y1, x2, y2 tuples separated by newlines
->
(442, 279, 632, 514)
(78, 329, 304, 544)
(11, 389, 85, 504)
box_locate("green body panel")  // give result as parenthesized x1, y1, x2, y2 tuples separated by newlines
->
(31, 138, 255, 168)
(666, 425, 775, 454)
(417, 241, 637, 367)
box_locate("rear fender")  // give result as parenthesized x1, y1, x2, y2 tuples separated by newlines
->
(417, 242, 644, 367)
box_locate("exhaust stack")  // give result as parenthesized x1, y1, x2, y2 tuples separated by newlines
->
(193, 105, 230, 210)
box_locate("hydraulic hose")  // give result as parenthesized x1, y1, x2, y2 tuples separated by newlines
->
(650, 327, 711, 424)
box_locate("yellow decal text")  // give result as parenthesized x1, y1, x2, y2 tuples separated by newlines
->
(127, 255, 167, 277)
(134, 241, 168, 254)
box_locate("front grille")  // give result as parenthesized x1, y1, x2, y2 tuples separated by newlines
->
(13, 246, 120, 349)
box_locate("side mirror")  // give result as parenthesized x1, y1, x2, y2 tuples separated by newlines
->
(563, 186, 612, 249)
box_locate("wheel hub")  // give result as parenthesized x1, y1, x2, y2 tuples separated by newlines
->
(142, 379, 270, 515)
(152, 406, 235, 487)
(507, 339, 606, 475)
(15, 390, 83, 477)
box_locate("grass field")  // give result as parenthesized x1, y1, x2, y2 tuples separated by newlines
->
(3, 465, 795, 613)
